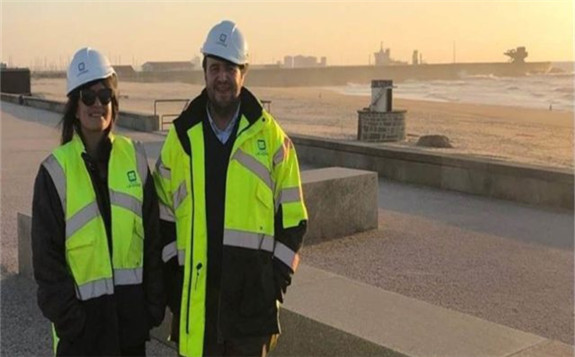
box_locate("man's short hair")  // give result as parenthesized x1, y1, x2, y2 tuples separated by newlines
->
(202, 55, 247, 73)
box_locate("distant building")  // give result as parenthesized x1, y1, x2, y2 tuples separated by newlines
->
(283, 55, 327, 68)
(141, 61, 194, 72)
(373, 43, 406, 66)
(412, 50, 419, 65)
(1, 62, 7, 69)
(112, 65, 136, 78)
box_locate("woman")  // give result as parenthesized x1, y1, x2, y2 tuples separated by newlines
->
(32, 47, 165, 356)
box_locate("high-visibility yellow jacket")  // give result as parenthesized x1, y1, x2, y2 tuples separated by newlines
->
(36, 133, 162, 355)
(154, 88, 307, 357)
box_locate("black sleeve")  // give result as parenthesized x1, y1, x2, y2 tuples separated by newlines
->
(161, 219, 183, 317)
(32, 166, 86, 340)
(273, 205, 307, 303)
(142, 170, 167, 328)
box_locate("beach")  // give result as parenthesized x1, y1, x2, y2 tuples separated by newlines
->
(31, 78, 574, 170)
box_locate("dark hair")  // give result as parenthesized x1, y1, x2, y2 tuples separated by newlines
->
(60, 75, 119, 145)
(202, 55, 247, 73)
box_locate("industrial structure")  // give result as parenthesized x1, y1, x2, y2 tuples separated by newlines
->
(283, 55, 327, 68)
(504, 47, 529, 63)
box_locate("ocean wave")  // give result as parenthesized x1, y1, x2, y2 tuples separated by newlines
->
(459, 73, 500, 80)
(553, 86, 574, 94)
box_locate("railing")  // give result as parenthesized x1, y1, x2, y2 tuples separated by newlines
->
(261, 100, 271, 113)
(154, 99, 190, 131)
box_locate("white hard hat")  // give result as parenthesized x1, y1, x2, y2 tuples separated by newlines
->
(66, 47, 116, 95)
(201, 20, 249, 65)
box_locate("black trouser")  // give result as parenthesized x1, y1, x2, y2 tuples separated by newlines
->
(121, 343, 146, 356)
(177, 335, 277, 357)
(203, 334, 277, 357)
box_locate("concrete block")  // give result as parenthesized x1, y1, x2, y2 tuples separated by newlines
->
(301, 167, 378, 245)
(116, 112, 159, 132)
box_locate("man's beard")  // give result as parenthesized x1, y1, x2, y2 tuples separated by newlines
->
(208, 90, 240, 118)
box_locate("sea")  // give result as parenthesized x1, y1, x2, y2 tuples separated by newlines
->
(328, 62, 574, 112)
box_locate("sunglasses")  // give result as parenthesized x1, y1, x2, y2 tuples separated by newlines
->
(79, 88, 114, 106)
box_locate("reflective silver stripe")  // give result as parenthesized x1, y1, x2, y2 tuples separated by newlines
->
(275, 187, 302, 212)
(76, 278, 114, 301)
(173, 181, 188, 211)
(274, 241, 299, 271)
(133, 141, 148, 186)
(223, 229, 274, 252)
(177, 250, 185, 266)
(155, 157, 171, 180)
(114, 268, 143, 285)
(42, 155, 66, 210)
(273, 138, 291, 167)
(232, 150, 272, 190)
(66, 201, 100, 239)
(159, 202, 175, 222)
(279, 187, 301, 204)
(162, 241, 177, 262)
(110, 190, 142, 217)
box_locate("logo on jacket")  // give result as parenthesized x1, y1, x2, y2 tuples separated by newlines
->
(127, 170, 137, 182)
(126, 170, 140, 188)
(256, 139, 268, 157)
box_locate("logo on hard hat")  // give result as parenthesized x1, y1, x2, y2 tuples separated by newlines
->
(218, 33, 228, 47)
(77, 62, 88, 76)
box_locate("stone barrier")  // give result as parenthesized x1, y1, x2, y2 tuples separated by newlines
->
(291, 134, 574, 210)
(1, 93, 159, 132)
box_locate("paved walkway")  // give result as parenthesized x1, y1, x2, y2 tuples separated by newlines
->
(1, 102, 572, 355)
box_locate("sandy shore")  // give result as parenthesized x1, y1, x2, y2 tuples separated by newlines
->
(32, 78, 574, 169)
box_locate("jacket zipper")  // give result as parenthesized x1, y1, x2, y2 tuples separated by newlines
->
(186, 153, 195, 334)
(216, 125, 253, 344)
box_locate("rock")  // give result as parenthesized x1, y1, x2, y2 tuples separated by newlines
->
(416, 135, 453, 148)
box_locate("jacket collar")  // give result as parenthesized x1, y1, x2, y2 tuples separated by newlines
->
(173, 87, 265, 155)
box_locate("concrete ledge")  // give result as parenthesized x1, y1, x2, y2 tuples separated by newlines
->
(301, 167, 378, 245)
(282, 265, 572, 357)
(1, 93, 159, 132)
(292, 134, 574, 210)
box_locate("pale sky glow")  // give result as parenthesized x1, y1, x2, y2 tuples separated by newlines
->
(1, 0, 573, 70)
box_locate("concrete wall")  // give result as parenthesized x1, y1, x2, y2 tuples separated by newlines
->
(16, 167, 378, 281)
(1, 68, 31, 95)
(292, 135, 574, 210)
(0, 93, 159, 132)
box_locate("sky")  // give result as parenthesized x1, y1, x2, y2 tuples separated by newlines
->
(1, 0, 573, 70)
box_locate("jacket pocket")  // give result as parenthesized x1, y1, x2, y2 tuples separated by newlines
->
(65, 233, 97, 285)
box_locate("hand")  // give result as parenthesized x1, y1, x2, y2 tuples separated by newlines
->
(272, 260, 292, 303)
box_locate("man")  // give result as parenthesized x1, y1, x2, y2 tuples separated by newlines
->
(153, 20, 307, 357)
